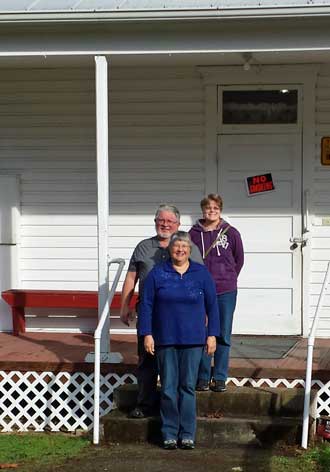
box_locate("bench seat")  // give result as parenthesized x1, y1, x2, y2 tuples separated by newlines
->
(1, 289, 138, 336)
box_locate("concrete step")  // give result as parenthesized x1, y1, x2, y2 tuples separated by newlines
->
(113, 384, 316, 418)
(103, 409, 304, 448)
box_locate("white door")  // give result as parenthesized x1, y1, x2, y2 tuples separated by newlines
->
(0, 176, 19, 332)
(218, 134, 302, 334)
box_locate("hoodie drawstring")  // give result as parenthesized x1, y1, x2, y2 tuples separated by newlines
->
(216, 228, 222, 256)
(201, 232, 205, 259)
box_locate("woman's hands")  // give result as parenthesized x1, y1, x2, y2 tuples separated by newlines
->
(205, 336, 216, 355)
(144, 335, 155, 355)
(145, 335, 215, 356)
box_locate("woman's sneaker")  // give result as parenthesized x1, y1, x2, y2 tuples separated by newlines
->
(210, 380, 227, 392)
(180, 439, 195, 450)
(195, 379, 209, 391)
(163, 439, 177, 450)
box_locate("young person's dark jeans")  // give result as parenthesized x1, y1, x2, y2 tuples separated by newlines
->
(198, 290, 237, 382)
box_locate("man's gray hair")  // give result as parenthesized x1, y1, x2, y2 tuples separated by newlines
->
(169, 231, 192, 251)
(155, 204, 180, 222)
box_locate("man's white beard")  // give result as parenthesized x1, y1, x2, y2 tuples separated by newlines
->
(157, 231, 172, 239)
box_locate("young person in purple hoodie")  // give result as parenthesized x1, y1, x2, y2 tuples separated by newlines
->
(189, 193, 244, 393)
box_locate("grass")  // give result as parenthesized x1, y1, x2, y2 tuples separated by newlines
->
(270, 443, 330, 472)
(0, 433, 89, 469)
(305, 443, 330, 471)
(271, 453, 316, 471)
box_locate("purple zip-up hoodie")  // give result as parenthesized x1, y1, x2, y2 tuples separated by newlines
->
(189, 219, 244, 295)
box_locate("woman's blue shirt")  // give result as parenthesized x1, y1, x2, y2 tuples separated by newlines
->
(138, 260, 220, 346)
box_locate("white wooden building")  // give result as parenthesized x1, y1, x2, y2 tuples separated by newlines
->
(1, 0, 330, 337)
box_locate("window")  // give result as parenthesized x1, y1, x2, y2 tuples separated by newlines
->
(222, 89, 298, 125)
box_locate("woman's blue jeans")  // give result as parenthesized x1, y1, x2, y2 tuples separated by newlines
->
(156, 345, 203, 441)
(198, 290, 237, 382)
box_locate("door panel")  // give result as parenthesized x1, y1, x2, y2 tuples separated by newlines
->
(218, 134, 302, 334)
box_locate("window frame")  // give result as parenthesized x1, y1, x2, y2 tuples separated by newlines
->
(217, 84, 302, 134)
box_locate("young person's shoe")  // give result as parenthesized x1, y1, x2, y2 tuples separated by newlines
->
(128, 407, 148, 419)
(195, 379, 209, 391)
(180, 439, 195, 450)
(163, 439, 177, 450)
(210, 380, 227, 392)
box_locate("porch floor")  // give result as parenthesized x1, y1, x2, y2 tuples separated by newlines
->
(0, 332, 329, 380)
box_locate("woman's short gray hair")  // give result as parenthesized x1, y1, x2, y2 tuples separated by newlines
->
(155, 204, 180, 222)
(169, 231, 192, 251)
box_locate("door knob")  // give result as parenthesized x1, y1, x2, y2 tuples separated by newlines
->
(290, 236, 308, 249)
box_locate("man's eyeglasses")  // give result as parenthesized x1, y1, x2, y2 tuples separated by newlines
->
(155, 218, 178, 226)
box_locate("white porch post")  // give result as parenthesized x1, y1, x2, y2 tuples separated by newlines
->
(85, 56, 123, 366)
(95, 55, 110, 354)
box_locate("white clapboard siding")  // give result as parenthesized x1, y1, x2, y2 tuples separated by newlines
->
(311, 64, 330, 336)
(0, 66, 204, 332)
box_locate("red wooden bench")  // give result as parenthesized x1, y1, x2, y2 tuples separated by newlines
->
(1, 289, 138, 336)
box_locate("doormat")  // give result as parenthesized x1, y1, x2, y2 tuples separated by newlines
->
(230, 336, 299, 359)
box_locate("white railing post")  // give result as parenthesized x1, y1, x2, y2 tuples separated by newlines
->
(301, 261, 330, 449)
(93, 336, 101, 445)
(93, 258, 125, 445)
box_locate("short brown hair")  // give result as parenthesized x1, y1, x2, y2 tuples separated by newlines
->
(200, 193, 223, 211)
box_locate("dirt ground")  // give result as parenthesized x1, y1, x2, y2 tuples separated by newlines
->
(16, 442, 306, 472)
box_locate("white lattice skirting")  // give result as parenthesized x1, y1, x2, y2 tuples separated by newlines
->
(1, 371, 330, 432)
(0, 371, 136, 432)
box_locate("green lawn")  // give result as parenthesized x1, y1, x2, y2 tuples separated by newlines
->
(0, 433, 89, 469)
(263, 443, 330, 472)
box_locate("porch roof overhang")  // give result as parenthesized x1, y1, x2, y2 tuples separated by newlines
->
(0, 2, 330, 63)
(1, 15, 330, 61)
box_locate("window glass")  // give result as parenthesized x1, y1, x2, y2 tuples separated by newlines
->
(222, 90, 298, 124)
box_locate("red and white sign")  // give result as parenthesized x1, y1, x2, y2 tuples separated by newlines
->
(246, 173, 275, 196)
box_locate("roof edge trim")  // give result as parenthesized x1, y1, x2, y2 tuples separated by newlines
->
(1, 6, 330, 23)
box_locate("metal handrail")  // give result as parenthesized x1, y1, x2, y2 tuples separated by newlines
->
(93, 257, 126, 445)
(301, 261, 330, 449)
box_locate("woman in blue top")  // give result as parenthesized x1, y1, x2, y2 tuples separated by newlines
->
(138, 231, 219, 450)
